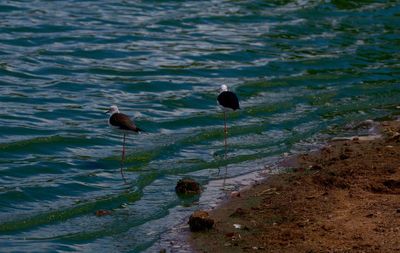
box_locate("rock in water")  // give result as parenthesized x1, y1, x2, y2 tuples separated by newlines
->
(95, 210, 112, 216)
(188, 210, 214, 232)
(175, 178, 201, 195)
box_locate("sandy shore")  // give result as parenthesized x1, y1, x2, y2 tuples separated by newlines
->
(190, 120, 400, 252)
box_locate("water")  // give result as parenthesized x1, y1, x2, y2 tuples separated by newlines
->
(1, 0, 399, 252)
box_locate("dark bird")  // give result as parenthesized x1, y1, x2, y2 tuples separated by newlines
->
(106, 105, 143, 182)
(217, 85, 240, 153)
(217, 84, 240, 111)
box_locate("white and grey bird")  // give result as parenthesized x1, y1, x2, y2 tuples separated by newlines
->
(107, 105, 143, 133)
(106, 105, 143, 182)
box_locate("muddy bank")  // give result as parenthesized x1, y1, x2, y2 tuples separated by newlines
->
(190, 120, 400, 252)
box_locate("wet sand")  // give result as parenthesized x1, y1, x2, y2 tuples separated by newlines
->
(190, 120, 400, 252)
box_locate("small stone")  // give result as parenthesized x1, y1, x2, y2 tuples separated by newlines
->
(310, 165, 323, 171)
(321, 224, 334, 231)
(297, 222, 305, 228)
(225, 232, 235, 237)
(230, 191, 241, 197)
(388, 132, 400, 142)
(188, 210, 214, 232)
(233, 224, 242, 229)
(230, 208, 246, 217)
(175, 178, 201, 196)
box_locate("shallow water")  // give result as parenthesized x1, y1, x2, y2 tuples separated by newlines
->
(1, 0, 399, 252)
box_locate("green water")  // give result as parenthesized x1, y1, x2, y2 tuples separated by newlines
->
(0, 0, 399, 252)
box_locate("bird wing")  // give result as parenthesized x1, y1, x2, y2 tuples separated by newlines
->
(217, 91, 240, 110)
(110, 113, 140, 132)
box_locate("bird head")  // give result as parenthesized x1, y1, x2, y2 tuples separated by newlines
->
(220, 84, 228, 93)
(106, 105, 119, 114)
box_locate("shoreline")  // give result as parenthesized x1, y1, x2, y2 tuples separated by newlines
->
(189, 119, 400, 252)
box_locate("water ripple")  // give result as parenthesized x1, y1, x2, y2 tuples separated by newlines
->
(1, 0, 400, 252)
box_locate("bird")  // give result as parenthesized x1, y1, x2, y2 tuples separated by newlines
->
(217, 85, 240, 153)
(106, 105, 143, 182)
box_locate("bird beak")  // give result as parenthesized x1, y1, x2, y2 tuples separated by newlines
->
(105, 109, 110, 114)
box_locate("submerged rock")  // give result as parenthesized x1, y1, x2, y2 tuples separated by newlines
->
(175, 178, 201, 196)
(188, 210, 214, 232)
(95, 210, 112, 216)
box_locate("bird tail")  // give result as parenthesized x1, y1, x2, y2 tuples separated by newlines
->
(136, 127, 145, 133)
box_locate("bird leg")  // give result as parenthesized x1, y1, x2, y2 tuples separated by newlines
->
(222, 164, 228, 191)
(120, 133, 127, 183)
(122, 133, 126, 161)
(223, 111, 228, 158)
